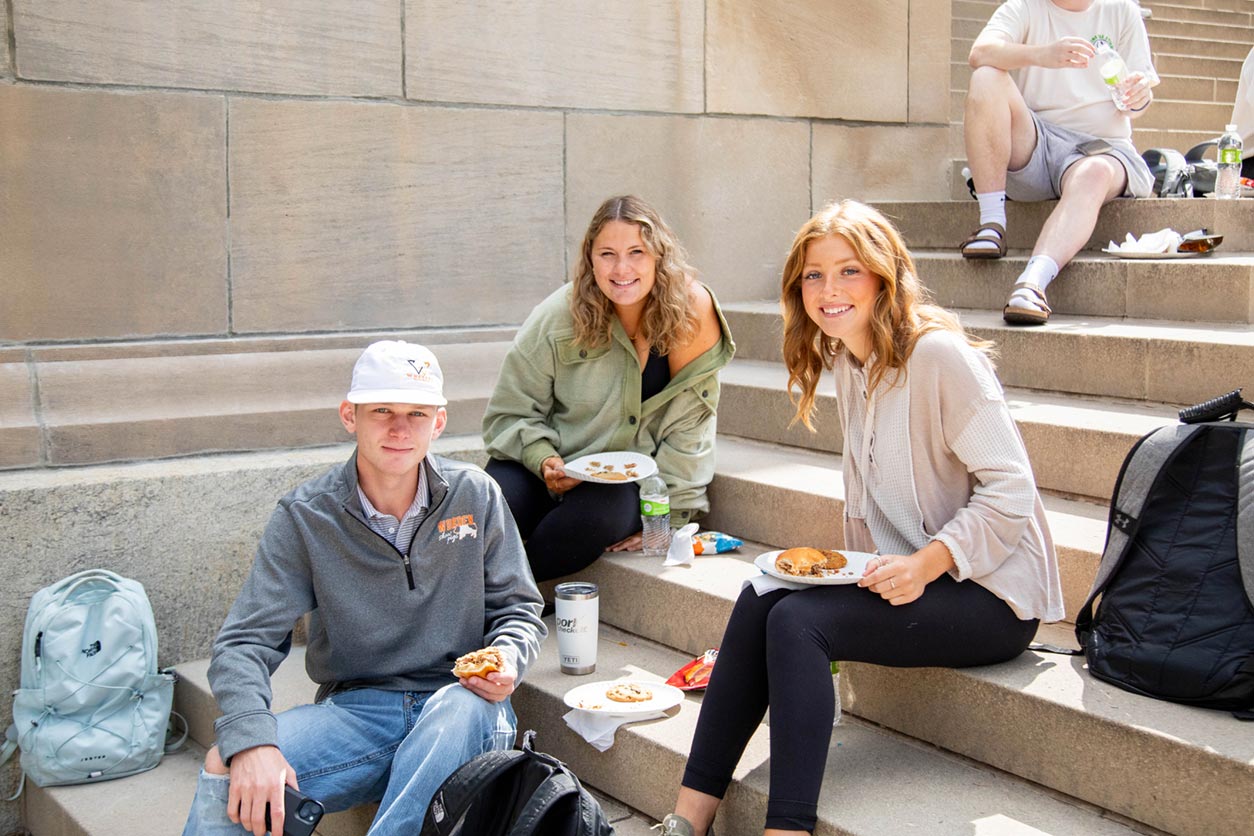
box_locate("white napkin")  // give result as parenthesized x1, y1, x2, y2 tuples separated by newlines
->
(663, 523, 699, 567)
(1107, 228, 1182, 254)
(743, 573, 811, 596)
(562, 709, 665, 751)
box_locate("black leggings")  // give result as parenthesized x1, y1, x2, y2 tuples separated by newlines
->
(681, 575, 1038, 832)
(484, 458, 640, 582)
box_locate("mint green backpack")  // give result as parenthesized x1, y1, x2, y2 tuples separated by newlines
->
(3, 570, 181, 795)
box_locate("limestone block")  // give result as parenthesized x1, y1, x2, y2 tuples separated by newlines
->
(1, 12, 10, 79)
(706, 0, 908, 121)
(13, 0, 400, 96)
(812, 124, 951, 203)
(228, 99, 564, 333)
(34, 341, 506, 465)
(909, 0, 951, 123)
(565, 114, 811, 302)
(0, 362, 40, 470)
(406, 0, 702, 112)
(0, 86, 228, 341)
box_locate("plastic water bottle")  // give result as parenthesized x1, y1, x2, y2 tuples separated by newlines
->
(639, 473, 671, 556)
(1094, 42, 1130, 112)
(1216, 124, 1244, 200)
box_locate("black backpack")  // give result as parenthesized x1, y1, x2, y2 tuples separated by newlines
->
(1075, 390, 1254, 719)
(420, 730, 615, 835)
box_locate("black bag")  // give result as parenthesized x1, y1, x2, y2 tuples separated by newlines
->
(420, 730, 614, 836)
(1075, 390, 1254, 719)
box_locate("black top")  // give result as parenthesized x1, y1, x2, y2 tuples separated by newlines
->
(641, 350, 671, 401)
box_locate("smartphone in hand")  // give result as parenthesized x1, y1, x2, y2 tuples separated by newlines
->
(263, 785, 324, 836)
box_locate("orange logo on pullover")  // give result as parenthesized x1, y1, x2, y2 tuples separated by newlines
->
(438, 514, 478, 543)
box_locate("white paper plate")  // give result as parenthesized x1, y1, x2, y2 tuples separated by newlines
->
(1101, 247, 1203, 259)
(754, 549, 877, 585)
(563, 680, 685, 716)
(562, 452, 657, 484)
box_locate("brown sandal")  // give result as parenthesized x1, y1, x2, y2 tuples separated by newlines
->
(1003, 281, 1051, 325)
(960, 222, 1007, 259)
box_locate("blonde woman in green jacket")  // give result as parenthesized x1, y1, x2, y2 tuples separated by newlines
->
(482, 195, 735, 582)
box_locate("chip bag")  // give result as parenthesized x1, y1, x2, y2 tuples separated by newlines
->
(691, 532, 743, 555)
(666, 649, 719, 691)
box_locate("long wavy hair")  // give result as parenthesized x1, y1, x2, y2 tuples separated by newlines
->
(782, 200, 994, 429)
(570, 195, 698, 353)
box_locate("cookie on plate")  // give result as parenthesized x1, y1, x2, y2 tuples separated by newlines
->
(606, 683, 653, 703)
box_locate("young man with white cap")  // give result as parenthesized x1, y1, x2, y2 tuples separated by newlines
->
(182, 340, 546, 836)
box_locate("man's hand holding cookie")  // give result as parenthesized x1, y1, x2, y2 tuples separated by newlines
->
(453, 647, 517, 703)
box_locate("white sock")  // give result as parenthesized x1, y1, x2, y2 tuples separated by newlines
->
(966, 192, 1007, 252)
(977, 191, 1007, 228)
(1010, 255, 1060, 309)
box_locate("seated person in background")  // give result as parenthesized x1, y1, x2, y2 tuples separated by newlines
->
(182, 340, 545, 836)
(481, 194, 734, 583)
(1234, 46, 1254, 179)
(961, 0, 1157, 325)
(655, 201, 1062, 836)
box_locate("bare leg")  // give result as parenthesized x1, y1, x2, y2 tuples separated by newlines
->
(204, 745, 228, 775)
(1033, 155, 1127, 264)
(673, 787, 720, 835)
(962, 66, 1039, 255)
(964, 65, 1038, 191)
(1006, 155, 1127, 318)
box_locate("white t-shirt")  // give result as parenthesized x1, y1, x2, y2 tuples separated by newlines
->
(1234, 47, 1253, 158)
(981, 0, 1158, 141)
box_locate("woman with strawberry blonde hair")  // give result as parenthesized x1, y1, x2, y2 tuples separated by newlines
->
(657, 201, 1062, 836)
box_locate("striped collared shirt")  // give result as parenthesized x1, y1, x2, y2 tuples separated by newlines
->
(356, 467, 429, 556)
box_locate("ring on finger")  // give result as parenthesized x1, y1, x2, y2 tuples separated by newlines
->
(889, 577, 897, 590)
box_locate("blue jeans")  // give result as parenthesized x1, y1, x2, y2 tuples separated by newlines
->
(182, 684, 516, 835)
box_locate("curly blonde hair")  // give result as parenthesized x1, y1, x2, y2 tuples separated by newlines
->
(570, 195, 698, 353)
(782, 200, 994, 429)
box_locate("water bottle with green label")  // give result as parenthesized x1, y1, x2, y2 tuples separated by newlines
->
(639, 473, 671, 556)
(1217, 124, 1244, 200)
(1094, 42, 1130, 112)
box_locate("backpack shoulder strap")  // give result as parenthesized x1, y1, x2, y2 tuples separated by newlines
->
(509, 767, 609, 836)
(1140, 147, 1191, 196)
(421, 747, 527, 836)
(1238, 428, 1254, 606)
(1076, 424, 1202, 645)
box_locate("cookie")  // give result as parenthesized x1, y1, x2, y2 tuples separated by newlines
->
(606, 683, 653, 703)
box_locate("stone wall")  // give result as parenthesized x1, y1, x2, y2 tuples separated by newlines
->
(2, 0, 952, 349)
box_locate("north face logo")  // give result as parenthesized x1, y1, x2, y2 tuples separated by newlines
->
(81, 640, 101, 658)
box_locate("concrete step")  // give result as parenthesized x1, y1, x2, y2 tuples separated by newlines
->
(1152, 0, 1254, 11)
(173, 636, 1165, 836)
(1154, 50, 1248, 80)
(917, 250, 1254, 324)
(703, 433, 1108, 625)
(724, 299, 1254, 406)
(1150, 2, 1254, 25)
(24, 743, 209, 836)
(566, 550, 1254, 836)
(720, 357, 1179, 502)
(870, 197, 1254, 253)
(1147, 14, 1254, 38)
(1128, 97, 1237, 131)
(1153, 72, 1242, 102)
(0, 329, 512, 469)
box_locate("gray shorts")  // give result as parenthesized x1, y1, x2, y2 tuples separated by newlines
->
(1006, 112, 1153, 201)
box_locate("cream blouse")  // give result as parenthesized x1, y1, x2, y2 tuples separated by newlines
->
(836, 329, 1064, 622)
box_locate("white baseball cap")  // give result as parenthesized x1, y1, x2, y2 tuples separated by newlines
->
(347, 340, 447, 406)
